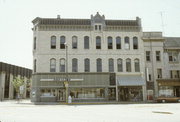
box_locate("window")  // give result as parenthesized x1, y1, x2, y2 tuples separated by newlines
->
(34, 37, 36, 50)
(84, 36, 89, 49)
(133, 37, 138, 49)
(149, 74, 152, 81)
(116, 37, 121, 49)
(157, 69, 162, 78)
(126, 58, 131, 72)
(96, 36, 101, 49)
(99, 25, 101, 30)
(108, 36, 113, 49)
(34, 59, 36, 73)
(50, 58, 56, 72)
(60, 36, 65, 49)
(60, 59, 65, 72)
(117, 58, 123, 72)
(134, 59, 140, 72)
(156, 51, 161, 61)
(168, 52, 178, 62)
(124, 37, 130, 50)
(170, 70, 180, 78)
(72, 58, 78, 72)
(97, 58, 102, 72)
(51, 36, 56, 49)
(109, 59, 114, 72)
(84, 58, 90, 72)
(95, 25, 102, 31)
(146, 51, 151, 61)
(72, 36, 77, 49)
(95, 25, 98, 30)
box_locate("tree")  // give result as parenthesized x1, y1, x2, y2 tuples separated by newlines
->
(12, 77, 24, 94)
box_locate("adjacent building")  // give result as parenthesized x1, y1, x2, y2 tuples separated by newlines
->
(0, 62, 32, 100)
(31, 12, 180, 102)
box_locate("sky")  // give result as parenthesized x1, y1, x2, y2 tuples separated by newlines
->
(0, 0, 180, 69)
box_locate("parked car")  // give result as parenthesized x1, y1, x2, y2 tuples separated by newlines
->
(157, 96, 180, 103)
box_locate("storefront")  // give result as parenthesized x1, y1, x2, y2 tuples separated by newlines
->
(157, 79, 180, 97)
(31, 73, 116, 102)
(117, 75, 146, 101)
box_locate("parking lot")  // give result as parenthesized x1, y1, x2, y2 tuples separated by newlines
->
(0, 100, 180, 122)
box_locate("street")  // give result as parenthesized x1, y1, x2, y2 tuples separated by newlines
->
(0, 100, 180, 122)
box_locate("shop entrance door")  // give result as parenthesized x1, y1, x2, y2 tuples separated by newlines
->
(120, 88, 129, 101)
(56, 89, 65, 101)
(175, 87, 180, 97)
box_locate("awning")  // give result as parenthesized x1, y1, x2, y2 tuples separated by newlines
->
(117, 75, 146, 86)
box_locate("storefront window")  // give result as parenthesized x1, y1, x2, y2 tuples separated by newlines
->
(70, 88, 105, 99)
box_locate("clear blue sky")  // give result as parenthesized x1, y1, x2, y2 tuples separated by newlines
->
(0, 0, 180, 69)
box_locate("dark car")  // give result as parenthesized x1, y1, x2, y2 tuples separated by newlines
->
(157, 97, 180, 103)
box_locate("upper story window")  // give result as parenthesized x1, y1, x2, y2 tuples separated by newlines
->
(116, 37, 121, 49)
(51, 36, 56, 49)
(156, 51, 161, 61)
(117, 58, 123, 72)
(60, 36, 65, 49)
(109, 58, 114, 72)
(146, 51, 151, 61)
(126, 58, 131, 72)
(72, 58, 78, 72)
(60, 58, 65, 72)
(124, 37, 130, 50)
(108, 37, 113, 49)
(34, 59, 36, 73)
(157, 68, 162, 78)
(50, 58, 56, 72)
(168, 51, 178, 62)
(34, 37, 36, 50)
(72, 36, 78, 49)
(133, 37, 138, 49)
(134, 59, 140, 72)
(84, 58, 90, 72)
(96, 36, 101, 49)
(96, 58, 102, 72)
(95, 24, 102, 31)
(84, 36, 89, 49)
(170, 70, 180, 78)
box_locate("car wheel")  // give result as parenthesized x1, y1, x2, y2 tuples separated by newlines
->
(162, 99, 166, 103)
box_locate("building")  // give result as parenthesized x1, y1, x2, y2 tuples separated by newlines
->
(0, 62, 32, 100)
(31, 12, 147, 102)
(143, 32, 180, 100)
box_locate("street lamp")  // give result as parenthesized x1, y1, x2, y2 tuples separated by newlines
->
(64, 42, 69, 103)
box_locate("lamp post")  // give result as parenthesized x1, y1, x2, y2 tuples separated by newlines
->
(64, 42, 69, 103)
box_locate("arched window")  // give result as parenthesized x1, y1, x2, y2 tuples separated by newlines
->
(116, 37, 121, 49)
(72, 36, 78, 49)
(117, 58, 123, 72)
(84, 58, 90, 72)
(134, 59, 140, 72)
(109, 58, 114, 72)
(108, 36, 113, 49)
(124, 37, 130, 50)
(34, 37, 36, 50)
(60, 58, 65, 72)
(96, 58, 102, 72)
(50, 58, 56, 72)
(96, 36, 101, 49)
(60, 36, 66, 49)
(126, 58, 131, 72)
(84, 36, 89, 49)
(34, 59, 36, 73)
(133, 37, 138, 49)
(51, 36, 56, 49)
(72, 58, 78, 72)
